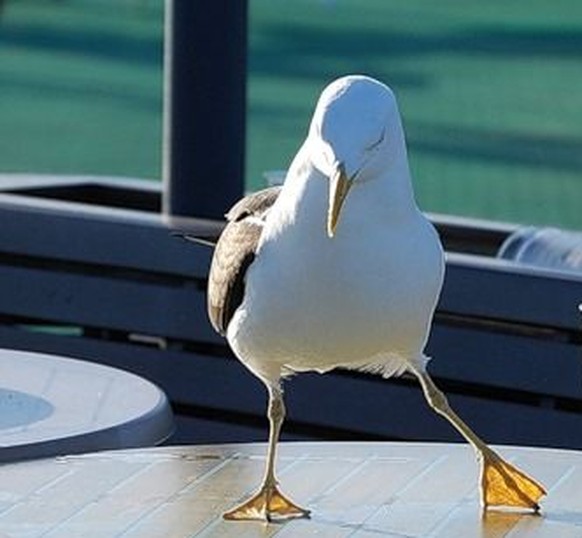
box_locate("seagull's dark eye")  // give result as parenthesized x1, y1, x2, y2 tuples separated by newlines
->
(366, 130, 385, 152)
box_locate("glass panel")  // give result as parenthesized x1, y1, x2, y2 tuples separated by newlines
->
(248, 0, 582, 230)
(0, 0, 163, 180)
(2, 1, 581, 230)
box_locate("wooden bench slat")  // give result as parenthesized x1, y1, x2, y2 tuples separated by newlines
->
(442, 253, 582, 332)
(428, 325, 582, 401)
(0, 194, 214, 279)
(0, 265, 220, 344)
(285, 371, 582, 448)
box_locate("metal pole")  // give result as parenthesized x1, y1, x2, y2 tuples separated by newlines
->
(162, 0, 247, 218)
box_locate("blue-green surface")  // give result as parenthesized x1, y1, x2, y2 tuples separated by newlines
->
(1, 0, 581, 229)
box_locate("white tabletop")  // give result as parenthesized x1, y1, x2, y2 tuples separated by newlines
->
(0, 441, 580, 537)
(0, 349, 174, 461)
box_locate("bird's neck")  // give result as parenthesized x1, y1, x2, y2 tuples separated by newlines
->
(280, 161, 418, 243)
(375, 153, 419, 222)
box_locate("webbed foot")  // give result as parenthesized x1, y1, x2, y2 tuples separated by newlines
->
(481, 448, 546, 512)
(223, 483, 310, 522)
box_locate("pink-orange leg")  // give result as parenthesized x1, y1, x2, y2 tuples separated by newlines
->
(223, 384, 310, 522)
(414, 369, 546, 512)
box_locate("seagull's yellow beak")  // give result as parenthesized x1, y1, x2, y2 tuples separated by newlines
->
(327, 162, 352, 238)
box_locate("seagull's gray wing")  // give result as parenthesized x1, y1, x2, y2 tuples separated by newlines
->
(208, 187, 281, 336)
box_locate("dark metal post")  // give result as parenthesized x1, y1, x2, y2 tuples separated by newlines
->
(163, 0, 247, 218)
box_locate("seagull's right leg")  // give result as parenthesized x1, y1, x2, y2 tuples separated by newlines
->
(223, 383, 310, 522)
(413, 368, 546, 512)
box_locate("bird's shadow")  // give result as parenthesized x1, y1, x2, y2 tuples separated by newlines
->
(271, 506, 582, 537)
(480, 508, 582, 536)
(480, 510, 541, 537)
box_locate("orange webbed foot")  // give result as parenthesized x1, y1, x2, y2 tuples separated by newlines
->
(480, 448, 546, 512)
(223, 483, 310, 522)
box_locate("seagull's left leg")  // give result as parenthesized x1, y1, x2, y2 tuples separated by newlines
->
(412, 367, 546, 512)
(223, 383, 310, 521)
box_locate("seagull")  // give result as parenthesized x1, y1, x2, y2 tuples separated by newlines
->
(191, 75, 546, 521)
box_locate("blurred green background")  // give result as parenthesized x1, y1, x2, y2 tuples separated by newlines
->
(1, 0, 581, 229)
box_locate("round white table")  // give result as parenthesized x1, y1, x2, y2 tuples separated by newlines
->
(0, 349, 174, 462)
(0, 441, 580, 537)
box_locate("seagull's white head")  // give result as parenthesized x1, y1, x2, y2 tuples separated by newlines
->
(308, 75, 404, 237)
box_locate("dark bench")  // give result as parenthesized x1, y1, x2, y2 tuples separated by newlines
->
(1, 176, 581, 449)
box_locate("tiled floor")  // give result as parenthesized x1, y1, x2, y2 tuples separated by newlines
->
(0, 442, 580, 537)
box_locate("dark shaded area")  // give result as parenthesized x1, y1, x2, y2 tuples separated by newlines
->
(0, 74, 161, 113)
(0, 22, 163, 67)
(0, 389, 54, 430)
(6, 183, 161, 211)
(408, 122, 582, 172)
(252, 23, 582, 76)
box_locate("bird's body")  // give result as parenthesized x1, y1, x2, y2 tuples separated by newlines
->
(197, 75, 545, 521)
(228, 144, 443, 383)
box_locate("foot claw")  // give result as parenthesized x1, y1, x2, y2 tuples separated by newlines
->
(481, 449, 546, 512)
(223, 484, 310, 522)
